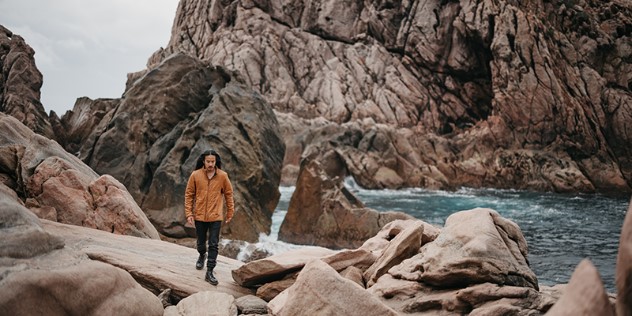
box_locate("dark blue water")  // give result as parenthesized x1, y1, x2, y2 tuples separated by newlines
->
(273, 182, 630, 292)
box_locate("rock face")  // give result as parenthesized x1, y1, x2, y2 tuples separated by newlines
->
(60, 53, 285, 241)
(145, 0, 632, 194)
(0, 25, 55, 140)
(278, 151, 415, 249)
(0, 113, 159, 239)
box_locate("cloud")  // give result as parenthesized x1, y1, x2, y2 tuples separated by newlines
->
(0, 0, 178, 115)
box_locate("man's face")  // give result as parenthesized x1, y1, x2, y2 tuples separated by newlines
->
(204, 155, 216, 171)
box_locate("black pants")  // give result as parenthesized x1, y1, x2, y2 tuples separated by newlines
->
(195, 220, 221, 270)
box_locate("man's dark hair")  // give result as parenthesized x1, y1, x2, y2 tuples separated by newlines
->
(195, 149, 222, 170)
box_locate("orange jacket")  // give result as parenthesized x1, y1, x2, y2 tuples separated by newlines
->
(184, 168, 235, 222)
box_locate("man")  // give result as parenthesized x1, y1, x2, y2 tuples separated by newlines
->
(184, 149, 235, 285)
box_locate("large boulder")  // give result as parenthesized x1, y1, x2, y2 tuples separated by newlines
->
(61, 53, 285, 242)
(163, 291, 237, 316)
(0, 25, 55, 140)
(0, 113, 159, 239)
(390, 208, 539, 290)
(0, 185, 163, 316)
(278, 151, 414, 249)
(267, 259, 399, 316)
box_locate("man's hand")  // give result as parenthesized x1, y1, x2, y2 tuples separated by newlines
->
(226, 216, 232, 224)
(187, 216, 194, 226)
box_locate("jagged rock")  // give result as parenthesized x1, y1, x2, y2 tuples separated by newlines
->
(360, 219, 441, 255)
(278, 153, 414, 249)
(340, 266, 365, 288)
(235, 294, 268, 315)
(62, 53, 285, 242)
(546, 259, 615, 315)
(256, 276, 297, 302)
(163, 291, 237, 316)
(267, 259, 398, 316)
(145, 0, 631, 194)
(617, 197, 632, 316)
(363, 220, 424, 287)
(0, 25, 55, 140)
(0, 113, 159, 239)
(232, 247, 335, 287)
(390, 208, 538, 290)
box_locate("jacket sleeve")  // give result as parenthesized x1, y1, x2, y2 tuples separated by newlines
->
(184, 172, 196, 218)
(224, 174, 235, 220)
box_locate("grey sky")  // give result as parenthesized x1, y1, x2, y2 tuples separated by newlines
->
(0, 0, 178, 115)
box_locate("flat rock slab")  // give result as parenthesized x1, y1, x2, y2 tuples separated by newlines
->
(42, 220, 253, 299)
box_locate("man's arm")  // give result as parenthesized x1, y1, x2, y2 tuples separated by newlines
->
(184, 173, 196, 222)
(224, 175, 235, 223)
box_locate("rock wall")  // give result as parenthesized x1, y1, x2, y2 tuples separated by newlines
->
(145, 0, 631, 194)
(61, 53, 285, 242)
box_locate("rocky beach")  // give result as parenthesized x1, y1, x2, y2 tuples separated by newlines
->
(1, 0, 631, 314)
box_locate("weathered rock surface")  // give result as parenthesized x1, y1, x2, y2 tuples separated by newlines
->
(617, 197, 632, 316)
(232, 207, 566, 314)
(390, 208, 538, 290)
(145, 0, 632, 194)
(0, 188, 164, 316)
(163, 291, 237, 316)
(0, 25, 55, 140)
(232, 247, 335, 287)
(60, 53, 285, 242)
(0, 113, 159, 239)
(42, 220, 252, 301)
(546, 259, 615, 316)
(0, 183, 64, 259)
(267, 259, 399, 316)
(278, 152, 414, 249)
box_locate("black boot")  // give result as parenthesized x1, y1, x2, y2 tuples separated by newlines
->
(205, 269, 218, 285)
(196, 253, 206, 270)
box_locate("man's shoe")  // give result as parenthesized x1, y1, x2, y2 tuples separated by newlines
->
(195, 254, 206, 270)
(205, 270, 218, 285)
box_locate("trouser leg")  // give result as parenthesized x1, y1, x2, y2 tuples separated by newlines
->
(195, 221, 210, 255)
(207, 221, 222, 270)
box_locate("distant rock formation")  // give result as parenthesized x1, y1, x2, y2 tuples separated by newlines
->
(0, 113, 160, 239)
(59, 53, 285, 242)
(0, 25, 55, 140)
(278, 148, 416, 249)
(144, 0, 631, 194)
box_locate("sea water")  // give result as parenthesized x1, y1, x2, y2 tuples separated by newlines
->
(263, 180, 630, 293)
